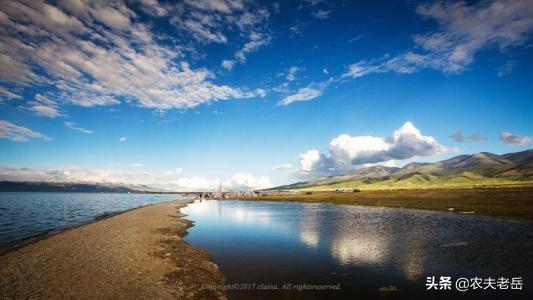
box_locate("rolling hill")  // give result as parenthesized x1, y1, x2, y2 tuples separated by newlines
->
(272, 150, 533, 191)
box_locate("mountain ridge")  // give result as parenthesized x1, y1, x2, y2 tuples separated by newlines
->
(270, 149, 533, 191)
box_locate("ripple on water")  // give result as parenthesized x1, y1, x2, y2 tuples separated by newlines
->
(0, 192, 183, 251)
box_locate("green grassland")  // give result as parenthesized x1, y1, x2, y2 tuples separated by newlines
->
(296, 174, 531, 191)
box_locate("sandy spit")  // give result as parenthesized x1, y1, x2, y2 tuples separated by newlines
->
(0, 199, 226, 299)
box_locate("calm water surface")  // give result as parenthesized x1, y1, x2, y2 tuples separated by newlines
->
(0, 192, 183, 251)
(182, 200, 533, 300)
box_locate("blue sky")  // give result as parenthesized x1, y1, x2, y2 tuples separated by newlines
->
(0, 0, 532, 190)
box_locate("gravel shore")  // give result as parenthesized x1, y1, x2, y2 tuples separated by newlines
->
(0, 199, 226, 299)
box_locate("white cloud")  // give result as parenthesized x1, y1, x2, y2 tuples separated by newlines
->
(497, 60, 517, 77)
(273, 163, 293, 170)
(299, 0, 326, 9)
(0, 166, 272, 191)
(184, 0, 243, 14)
(221, 59, 236, 70)
(164, 168, 183, 175)
(279, 80, 329, 106)
(173, 176, 220, 191)
(343, 0, 533, 78)
(129, 163, 144, 168)
(348, 35, 363, 43)
(0, 120, 50, 142)
(499, 132, 531, 146)
(229, 30, 272, 69)
(255, 88, 267, 98)
(138, 0, 170, 17)
(231, 172, 272, 190)
(0, 0, 268, 112)
(64, 122, 93, 134)
(28, 104, 62, 118)
(298, 122, 447, 176)
(286, 66, 301, 82)
(25, 94, 62, 118)
(343, 60, 387, 78)
(118, 137, 127, 142)
(289, 23, 305, 36)
(299, 150, 324, 172)
(0, 166, 160, 185)
(180, 2, 273, 70)
(311, 9, 331, 19)
(159, 172, 274, 191)
(0, 87, 21, 100)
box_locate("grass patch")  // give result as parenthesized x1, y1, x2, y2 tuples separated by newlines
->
(241, 187, 533, 221)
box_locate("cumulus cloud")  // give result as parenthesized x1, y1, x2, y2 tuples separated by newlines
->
(64, 122, 93, 134)
(343, 0, 533, 78)
(231, 173, 272, 190)
(0, 0, 268, 113)
(0, 120, 50, 142)
(298, 122, 447, 177)
(163, 173, 272, 192)
(172, 176, 219, 191)
(118, 137, 127, 142)
(499, 132, 531, 146)
(0, 166, 272, 191)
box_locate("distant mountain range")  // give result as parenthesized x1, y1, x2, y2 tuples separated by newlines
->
(271, 150, 533, 191)
(0, 181, 172, 193)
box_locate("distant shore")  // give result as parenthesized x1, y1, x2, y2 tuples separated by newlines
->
(0, 199, 226, 299)
(242, 187, 533, 221)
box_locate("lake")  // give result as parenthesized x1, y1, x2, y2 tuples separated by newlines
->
(0, 192, 183, 251)
(181, 200, 533, 300)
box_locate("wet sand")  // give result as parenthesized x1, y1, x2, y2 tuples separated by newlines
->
(0, 199, 226, 299)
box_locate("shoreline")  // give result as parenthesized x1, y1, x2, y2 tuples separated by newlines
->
(242, 187, 533, 221)
(0, 201, 174, 255)
(0, 199, 226, 299)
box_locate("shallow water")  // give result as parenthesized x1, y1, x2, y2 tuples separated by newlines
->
(0, 192, 183, 251)
(181, 200, 533, 300)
